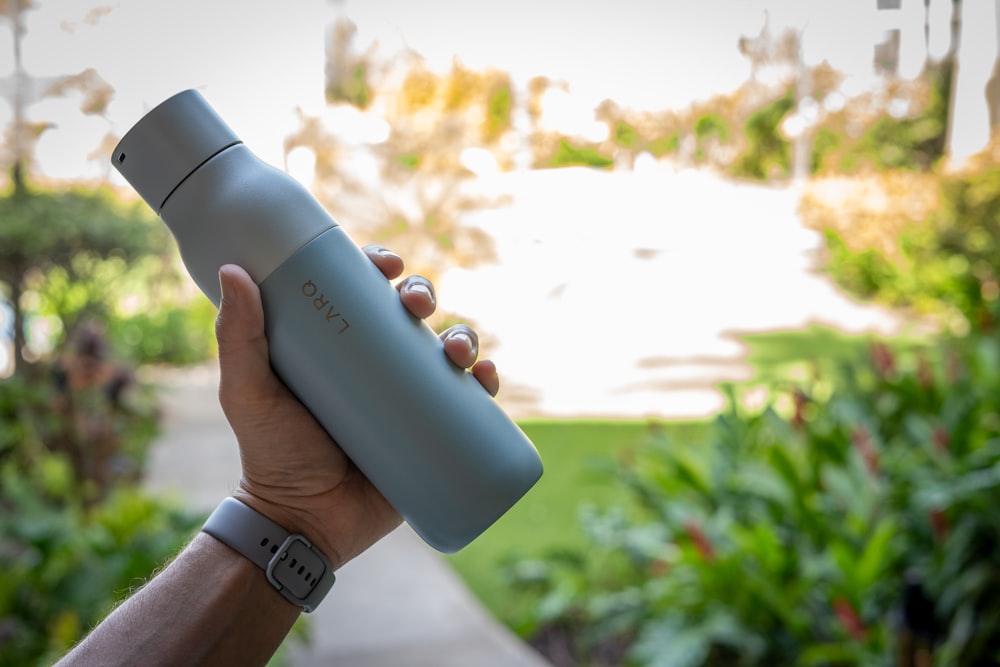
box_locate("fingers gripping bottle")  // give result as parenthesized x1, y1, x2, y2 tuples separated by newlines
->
(112, 90, 542, 553)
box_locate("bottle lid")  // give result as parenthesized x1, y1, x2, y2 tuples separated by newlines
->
(112, 90, 242, 211)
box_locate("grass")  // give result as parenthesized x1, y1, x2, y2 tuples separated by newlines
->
(446, 418, 711, 629)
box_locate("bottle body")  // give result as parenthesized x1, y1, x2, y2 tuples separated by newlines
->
(259, 228, 541, 551)
(143, 112, 541, 553)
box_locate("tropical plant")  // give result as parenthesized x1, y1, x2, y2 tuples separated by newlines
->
(0, 449, 203, 666)
(507, 334, 1000, 666)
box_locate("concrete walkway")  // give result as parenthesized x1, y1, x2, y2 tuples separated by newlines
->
(142, 363, 551, 667)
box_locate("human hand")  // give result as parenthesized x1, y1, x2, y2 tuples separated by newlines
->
(214, 245, 499, 569)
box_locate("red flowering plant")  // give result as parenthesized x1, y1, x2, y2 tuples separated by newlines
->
(504, 333, 1000, 666)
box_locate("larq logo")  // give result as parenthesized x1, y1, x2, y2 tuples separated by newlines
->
(301, 280, 351, 335)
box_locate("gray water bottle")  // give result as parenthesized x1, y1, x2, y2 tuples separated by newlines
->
(111, 89, 542, 553)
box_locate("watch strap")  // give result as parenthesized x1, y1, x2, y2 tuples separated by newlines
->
(202, 497, 335, 613)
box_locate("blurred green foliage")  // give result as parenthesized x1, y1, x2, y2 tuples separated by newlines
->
(614, 121, 641, 149)
(693, 113, 730, 161)
(0, 185, 161, 263)
(0, 184, 217, 369)
(588, 61, 950, 183)
(0, 471, 202, 666)
(0, 181, 217, 663)
(485, 83, 513, 142)
(694, 113, 729, 143)
(107, 298, 218, 366)
(814, 158, 1000, 338)
(814, 63, 952, 175)
(547, 139, 615, 169)
(507, 335, 1000, 666)
(0, 353, 159, 502)
(610, 121, 679, 159)
(731, 90, 795, 181)
(448, 420, 711, 635)
(0, 373, 202, 665)
(327, 63, 372, 109)
(3, 189, 160, 363)
(0, 185, 166, 369)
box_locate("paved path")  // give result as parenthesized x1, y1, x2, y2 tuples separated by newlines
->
(142, 363, 550, 667)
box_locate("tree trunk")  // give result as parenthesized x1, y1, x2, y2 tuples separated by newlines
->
(9, 273, 26, 377)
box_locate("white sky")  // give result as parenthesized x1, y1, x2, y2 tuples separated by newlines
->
(0, 0, 957, 182)
(339, 0, 762, 110)
(337, 0, 942, 107)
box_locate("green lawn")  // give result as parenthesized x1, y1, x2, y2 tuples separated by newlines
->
(447, 418, 711, 628)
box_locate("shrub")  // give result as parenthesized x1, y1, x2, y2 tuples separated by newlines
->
(0, 185, 172, 376)
(0, 345, 200, 665)
(803, 160, 1000, 337)
(0, 461, 203, 666)
(507, 334, 1000, 666)
(851, 63, 951, 174)
(107, 297, 218, 367)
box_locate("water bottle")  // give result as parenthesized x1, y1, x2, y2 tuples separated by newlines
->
(112, 89, 542, 553)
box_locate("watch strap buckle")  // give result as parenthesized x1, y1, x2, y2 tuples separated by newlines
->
(266, 534, 335, 613)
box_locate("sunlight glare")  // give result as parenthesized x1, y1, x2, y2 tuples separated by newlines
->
(286, 146, 317, 188)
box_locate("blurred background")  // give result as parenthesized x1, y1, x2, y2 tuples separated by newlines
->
(4, 0, 1000, 665)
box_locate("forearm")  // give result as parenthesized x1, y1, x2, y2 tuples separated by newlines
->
(56, 532, 300, 667)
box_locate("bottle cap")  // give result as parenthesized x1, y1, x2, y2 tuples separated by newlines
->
(112, 90, 242, 211)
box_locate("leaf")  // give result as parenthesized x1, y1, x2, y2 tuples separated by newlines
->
(631, 611, 764, 667)
(731, 461, 793, 508)
(799, 642, 865, 666)
(768, 445, 803, 499)
(630, 616, 711, 667)
(854, 518, 897, 591)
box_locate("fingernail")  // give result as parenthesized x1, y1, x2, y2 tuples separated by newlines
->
(218, 267, 235, 307)
(406, 281, 435, 305)
(448, 329, 478, 357)
(377, 247, 401, 261)
(451, 331, 473, 349)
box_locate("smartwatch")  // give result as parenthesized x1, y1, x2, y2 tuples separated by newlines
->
(202, 497, 335, 613)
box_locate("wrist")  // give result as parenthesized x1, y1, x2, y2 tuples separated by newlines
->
(193, 531, 301, 612)
(231, 484, 346, 571)
(203, 496, 336, 612)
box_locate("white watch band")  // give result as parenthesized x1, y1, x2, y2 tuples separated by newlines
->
(202, 497, 335, 613)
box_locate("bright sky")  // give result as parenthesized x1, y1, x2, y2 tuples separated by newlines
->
(337, 0, 944, 107)
(339, 0, 761, 110)
(0, 0, 955, 182)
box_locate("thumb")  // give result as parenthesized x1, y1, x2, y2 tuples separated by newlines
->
(216, 265, 276, 404)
